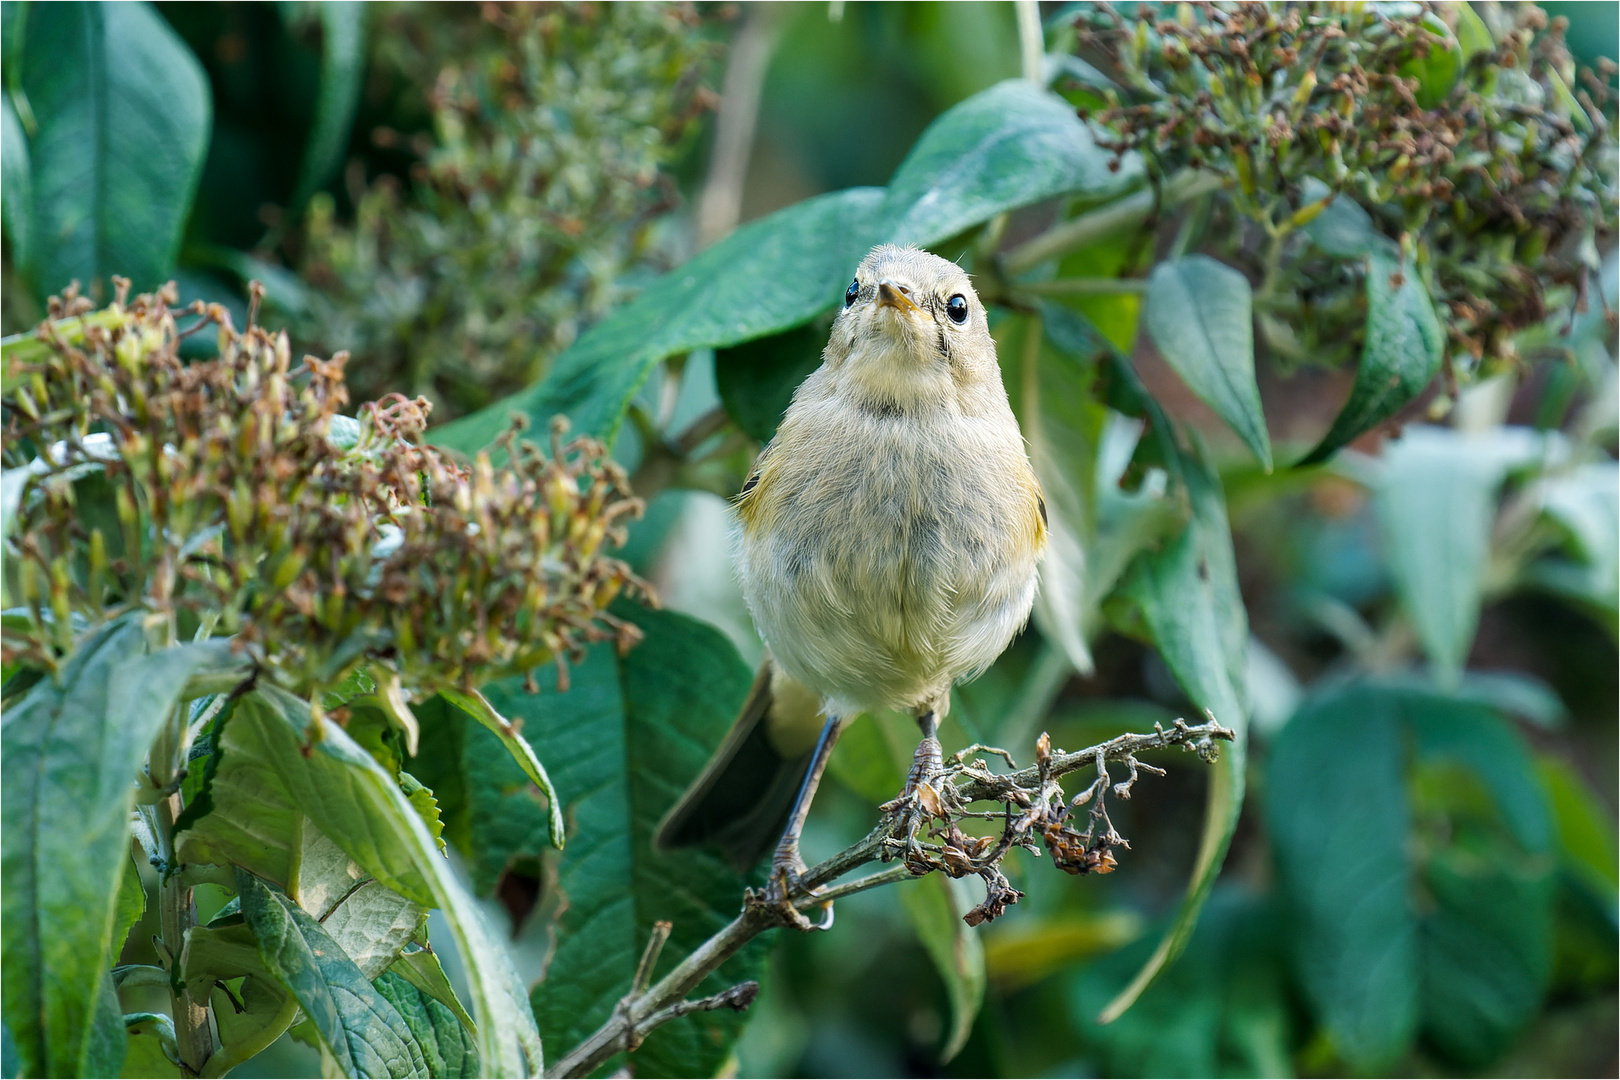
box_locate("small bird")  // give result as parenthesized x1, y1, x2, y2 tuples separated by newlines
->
(655, 245, 1046, 922)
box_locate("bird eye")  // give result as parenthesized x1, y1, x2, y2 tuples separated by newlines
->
(946, 294, 969, 324)
(845, 280, 860, 307)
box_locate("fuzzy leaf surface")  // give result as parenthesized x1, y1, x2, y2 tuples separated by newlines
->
(17, 1, 210, 296)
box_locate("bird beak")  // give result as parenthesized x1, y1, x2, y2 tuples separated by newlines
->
(876, 280, 921, 315)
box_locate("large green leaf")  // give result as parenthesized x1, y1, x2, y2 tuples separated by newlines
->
(1100, 441, 1248, 1022)
(881, 78, 1137, 246)
(1265, 684, 1417, 1068)
(286, 2, 366, 213)
(1266, 682, 1556, 1069)
(437, 688, 563, 851)
(436, 79, 1139, 454)
(17, 1, 211, 297)
(178, 686, 543, 1077)
(509, 606, 764, 1078)
(1301, 246, 1445, 465)
(375, 970, 479, 1080)
(0, 620, 239, 1078)
(1144, 256, 1271, 470)
(432, 187, 886, 452)
(1407, 699, 1556, 1064)
(2, 94, 29, 263)
(238, 870, 429, 1079)
(1070, 891, 1293, 1078)
(1370, 425, 1545, 682)
(407, 695, 555, 898)
(714, 321, 828, 444)
(898, 875, 985, 1064)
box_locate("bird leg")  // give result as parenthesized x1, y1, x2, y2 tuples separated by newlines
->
(747, 714, 843, 931)
(879, 711, 947, 864)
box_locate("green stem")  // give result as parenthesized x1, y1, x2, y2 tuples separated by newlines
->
(200, 994, 300, 1079)
(150, 698, 214, 1076)
(1001, 168, 1225, 277)
(1015, 277, 1149, 297)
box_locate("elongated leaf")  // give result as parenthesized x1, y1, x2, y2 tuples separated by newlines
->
(1371, 425, 1545, 682)
(18, 1, 211, 297)
(437, 79, 1141, 454)
(1302, 247, 1444, 464)
(899, 875, 986, 1064)
(407, 697, 552, 898)
(1101, 441, 1248, 1023)
(507, 606, 764, 1078)
(433, 187, 886, 451)
(376, 970, 480, 1080)
(714, 321, 827, 443)
(287, 2, 366, 213)
(239, 870, 429, 1079)
(882, 78, 1138, 246)
(437, 687, 563, 850)
(1145, 256, 1271, 470)
(2, 95, 29, 263)
(0, 620, 240, 1078)
(181, 686, 544, 1076)
(390, 949, 478, 1041)
(1266, 684, 1417, 1068)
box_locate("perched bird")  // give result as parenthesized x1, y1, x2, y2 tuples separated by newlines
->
(655, 244, 1046, 922)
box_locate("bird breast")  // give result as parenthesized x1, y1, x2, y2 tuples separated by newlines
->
(735, 391, 1043, 718)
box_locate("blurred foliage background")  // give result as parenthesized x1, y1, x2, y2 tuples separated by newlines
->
(2, 2, 1615, 1078)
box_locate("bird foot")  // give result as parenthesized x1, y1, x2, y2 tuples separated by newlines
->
(743, 842, 833, 932)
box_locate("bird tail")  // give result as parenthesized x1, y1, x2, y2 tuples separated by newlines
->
(654, 658, 824, 871)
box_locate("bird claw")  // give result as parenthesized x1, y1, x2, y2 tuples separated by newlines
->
(744, 846, 833, 932)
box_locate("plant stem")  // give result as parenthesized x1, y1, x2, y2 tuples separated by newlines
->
(149, 700, 214, 1076)
(1015, 277, 1149, 296)
(1001, 168, 1226, 277)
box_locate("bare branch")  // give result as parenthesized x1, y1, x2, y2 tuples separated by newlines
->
(546, 717, 1233, 1077)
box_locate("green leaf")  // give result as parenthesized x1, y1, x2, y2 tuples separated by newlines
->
(1101, 442, 1248, 1023)
(2, 94, 29, 264)
(298, 830, 428, 980)
(1406, 698, 1556, 1063)
(390, 949, 478, 1043)
(1536, 461, 1620, 608)
(375, 971, 480, 1080)
(510, 606, 765, 1078)
(435, 79, 1141, 455)
(1537, 755, 1619, 906)
(431, 187, 886, 451)
(1453, 2, 1493, 63)
(207, 974, 296, 1080)
(287, 2, 365, 213)
(1300, 179, 1390, 260)
(238, 870, 429, 1079)
(1301, 247, 1444, 465)
(112, 848, 145, 962)
(179, 686, 543, 1076)
(1071, 892, 1293, 1078)
(1397, 11, 1461, 109)
(1370, 426, 1545, 682)
(898, 875, 985, 1064)
(1265, 684, 1417, 1068)
(1144, 256, 1271, 470)
(18, 1, 211, 297)
(407, 697, 552, 897)
(881, 78, 1137, 246)
(119, 1011, 177, 1079)
(715, 321, 828, 443)
(437, 687, 563, 851)
(0, 620, 239, 1078)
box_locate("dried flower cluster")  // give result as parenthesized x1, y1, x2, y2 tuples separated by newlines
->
(293, 2, 721, 420)
(1062, 2, 1616, 370)
(1, 281, 646, 698)
(878, 720, 1233, 927)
